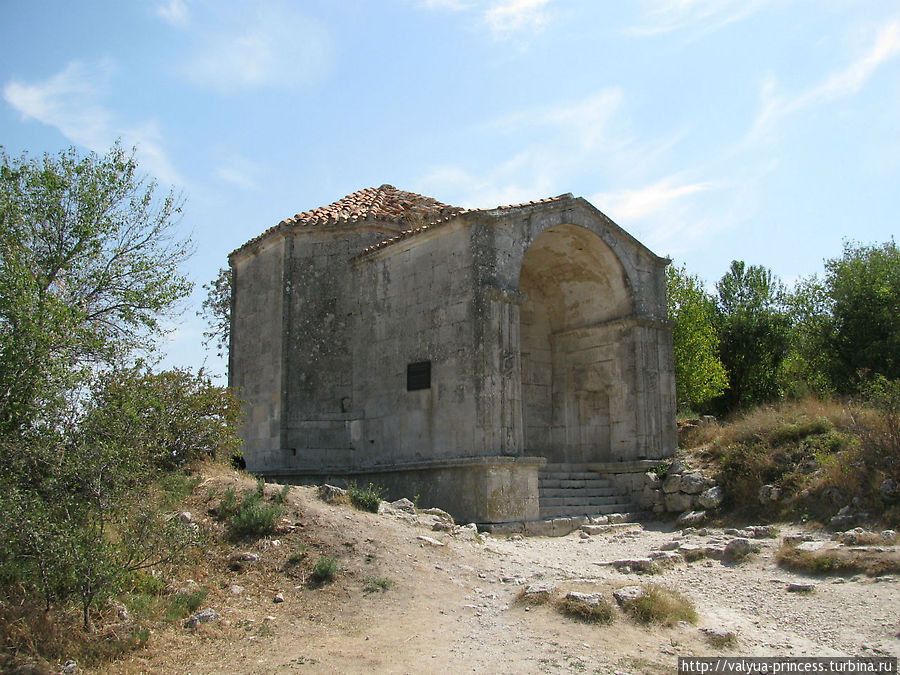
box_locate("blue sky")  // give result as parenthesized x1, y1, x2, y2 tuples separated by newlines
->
(2, 0, 898, 377)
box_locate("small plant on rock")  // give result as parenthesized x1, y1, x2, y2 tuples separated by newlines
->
(347, 482, 386, 513)
(622, 585, 697, 626)
(363, 577, 394, 593)
(555, 594, 615, 625)
(310, 555, 340, 585)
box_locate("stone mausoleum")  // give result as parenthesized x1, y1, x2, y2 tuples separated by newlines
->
(229, 185, 676, 524)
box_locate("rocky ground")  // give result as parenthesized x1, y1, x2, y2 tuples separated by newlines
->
(99, 473, 899, 675)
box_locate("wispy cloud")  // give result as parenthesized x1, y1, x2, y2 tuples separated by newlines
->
(750, 20, 900, 139)
(215, 153, 264, 191)
(592, 177, 714, 221)
(485, 0, 552, 38)
(156, 0, 190, 28)
(414, 0, 553, 39)
(629, 0, 768, 37)
(180, 3, 332, 93)
(3, 60, 181, 184)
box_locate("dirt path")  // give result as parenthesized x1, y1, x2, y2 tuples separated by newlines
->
(108, 481, 899, 675)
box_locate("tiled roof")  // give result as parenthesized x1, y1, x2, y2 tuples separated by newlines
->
(282, 184, 464, 227)
(230, 186, 575, 260)
(355, 192, 574, 259)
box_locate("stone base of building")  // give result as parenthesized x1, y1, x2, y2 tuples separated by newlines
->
(261, 455, 546, 524)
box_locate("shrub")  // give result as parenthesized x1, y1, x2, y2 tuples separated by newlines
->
(363, 577, 393, 593)
(218, 483, 283, 538)
(555, 595, 615, 624)
(776, 543, 900, 577)
(166, 588, 207, 621)
(348, 482, 386, 513)
(310, 555, 340, 585)
(621, 585, 697, 626)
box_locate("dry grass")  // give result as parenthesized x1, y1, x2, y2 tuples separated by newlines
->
(776, 543, 900, 577)
(555, 595, 616, 625)
(620, 585, 697, 627)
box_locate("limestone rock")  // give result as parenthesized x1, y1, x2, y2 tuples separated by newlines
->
(880, 478, 899, 504)
(229, 585, 245, 596)
(62, 660, 77, 674)
(611, 558, 656, 573)
(317, 484, 347, 503)
(643, 472, 661, 487)
(758, 484, 781, 504)
(612, 585, 645, 605)
(649, 550, 684, 566)
(522, 583, 555, 602)
(416, 535, 445, 547)
(422, 507, 454, 523)
(679, 472, 709, 495)
(391, 498, 416, 512)
(748, 525, 778, 539)
(432, 521, 453, 532)
(665, 491, 693, 512)
(881, 530, 897, 543)
(678, 543, 706, 561)
(698, 486, 723, 509)
(677, 510, 707, 527)
(184, 608, 220, 628)
(667, 459, 687, 475)
(787, 583, 815, 593)
(662, 474, 682, 494)
(273, 593, 284, 603)
(723, 538, 753, 561)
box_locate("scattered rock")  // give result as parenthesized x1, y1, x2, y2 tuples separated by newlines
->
(829, 506, 868, 531)
(455, 523, 481, 541)
(432, 521, 453, 532)
(665, 492, 693, 512)
(659, 540, 681, 551)
(610, 558, 657, 573)
(62, 659, 77, 674)
(184, 608, 220, 628)
(662, 474, 683, 493)
(416, 535, 445, 547)
(723, 538, 753, 562)
(648, 550, 684, 566)
(229, 585, 245, 596)
(391, 498, 416, 512)
(679, 472, 709, 495)
(421, 507, 454, 523)
(317, 484, 347, 503)
(748, 525, 779, 539)
(758, 484, 781, 504)
(607, 513, 627, 524)
(881, 530, 897, 543)
(677, 510, 707, 527)
(667, 459, 687, 475)
(821, 487, 844, 504)
(697, 486, 723, 509)
(880, 479, 899, 504)
(704, 545, 726, 560)
(273, 593, 284, 603)
(612, 585, 645, 605)
(678, 543, 706, 562)
(174, 511, 193, 524)
(787, 583, 815, 593)
(521, 583, 555, 603)
(229, 552, 260, 570)
(564, 591, 604, 608)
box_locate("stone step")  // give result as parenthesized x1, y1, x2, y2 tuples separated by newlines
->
(538, 486, 618, 499)
(539, 476, 613, 487)
(539, 495, 624, 508)
(539, 471, 605, 481)
(539, 503, 633, 518)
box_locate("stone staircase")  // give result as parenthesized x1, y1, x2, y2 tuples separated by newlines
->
(538, 463, 632, 519)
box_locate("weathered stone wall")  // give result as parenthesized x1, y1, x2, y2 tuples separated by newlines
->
(351, 222, 481, 465)
(230, 236, 287, 470)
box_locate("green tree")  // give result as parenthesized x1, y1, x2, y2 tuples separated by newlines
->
(0, 143, 192, 436)
(199, 266, 232, 360)
(715, 260, 791, 410)
(824, 240, 899, 391)
(666, 264, 728, 411)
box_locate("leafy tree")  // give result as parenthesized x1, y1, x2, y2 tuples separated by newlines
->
(0, 143, 192, 436)
(199, 266, 232, 360)
(824, 240, 899, 391)
(666, 264, 728, 411)
(715, 260, 791, 410)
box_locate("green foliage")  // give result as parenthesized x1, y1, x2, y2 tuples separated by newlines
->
(666, 264, 728, 410)
(621, 585, 697, 626)
(217, 484, 283, 539)
(310, 555, 340, 585)
(825, 241, 900, 391)
(166, 588, 207, 620)
(0, 143, 192, 438)
(555, 595, 615, 624)
(715, 261, 791, 410)
(347, 482, 386, 513)
(363, 576, 394, 593)
(198, 267, 232, 360)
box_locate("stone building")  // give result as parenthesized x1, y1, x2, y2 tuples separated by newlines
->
(228, 185, 676, 524)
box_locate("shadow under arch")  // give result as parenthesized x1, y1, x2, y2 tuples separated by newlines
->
(518, 223, 635, 465)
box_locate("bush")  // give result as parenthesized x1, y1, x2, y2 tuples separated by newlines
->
(348, 482, 386, 513)
(310, 556, 340, 585)
(218, 484, 283, 539)
(555, 594, 615, 624)
(776, 542, 900, 577)
(621, 585, 697, 626)
(166, 588, 207, 620)
(363, 577, 394, 593)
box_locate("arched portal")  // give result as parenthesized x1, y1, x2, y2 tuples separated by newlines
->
(518, 224, 634, 464)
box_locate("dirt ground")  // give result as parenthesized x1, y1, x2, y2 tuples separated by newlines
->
(101, 473, 900, 675)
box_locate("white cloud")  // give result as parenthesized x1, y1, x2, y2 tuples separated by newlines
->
(156, 0, 190, 28)
(591, 177, 713, 221)
(485, 0, 552, 38)
(182, 4, 332, 93)
(751, 21, 900, 139)
(215, 154, 264, 191)
(3, 60, 181, 185)
(413, 0, 553, 39)
(629, 0, 768, 37)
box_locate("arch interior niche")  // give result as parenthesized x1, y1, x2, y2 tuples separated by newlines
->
(518, 224, 633, 465)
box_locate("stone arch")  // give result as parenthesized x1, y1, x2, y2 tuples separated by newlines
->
(517, 224, 635, 465)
